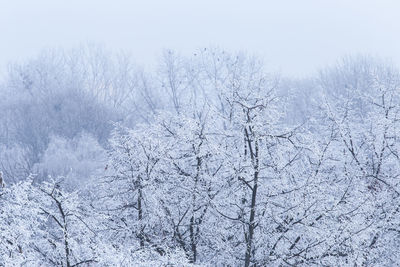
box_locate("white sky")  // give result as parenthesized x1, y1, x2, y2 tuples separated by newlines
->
(1, 0, 400, 77)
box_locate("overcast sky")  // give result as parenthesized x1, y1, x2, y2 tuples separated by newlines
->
(1, 0, 399, 77)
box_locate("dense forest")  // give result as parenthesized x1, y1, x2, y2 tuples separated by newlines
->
(1, 46, 400, 266)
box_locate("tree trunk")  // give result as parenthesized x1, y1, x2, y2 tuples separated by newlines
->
(138, 178, 144, 248)
(189, 215, 197, 263)
(244, 136, 259, 267)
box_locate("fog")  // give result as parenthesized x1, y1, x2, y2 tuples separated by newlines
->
(1, 0, 400, 76)
(2, 2, 400, 266)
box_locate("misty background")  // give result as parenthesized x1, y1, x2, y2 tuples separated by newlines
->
(1, 0, 400, 77)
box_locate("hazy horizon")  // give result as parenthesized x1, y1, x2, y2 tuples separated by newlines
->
(1, 0, 400, 77)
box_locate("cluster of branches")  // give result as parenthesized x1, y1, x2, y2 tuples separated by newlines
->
(1, 48, 400, 266)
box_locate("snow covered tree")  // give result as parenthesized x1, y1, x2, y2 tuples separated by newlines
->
(96, 124, 168, 254)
